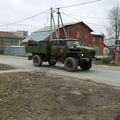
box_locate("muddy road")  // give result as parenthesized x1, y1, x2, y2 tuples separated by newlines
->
(0, 55, 120, 86)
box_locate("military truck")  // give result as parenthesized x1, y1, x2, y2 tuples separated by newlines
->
(26, 39, 95, 72)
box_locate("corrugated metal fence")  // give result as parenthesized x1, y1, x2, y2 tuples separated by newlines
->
(4, 46, 31, 56)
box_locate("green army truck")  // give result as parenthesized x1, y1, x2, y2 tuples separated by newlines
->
(25, 39, 95, 72)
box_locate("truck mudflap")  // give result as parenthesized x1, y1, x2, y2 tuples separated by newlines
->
(28, 55, 33, 60)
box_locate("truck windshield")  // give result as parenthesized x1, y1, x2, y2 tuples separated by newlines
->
(66, 41, 80, 47)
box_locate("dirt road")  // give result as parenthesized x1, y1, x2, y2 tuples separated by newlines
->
(0, 55, 120, 86)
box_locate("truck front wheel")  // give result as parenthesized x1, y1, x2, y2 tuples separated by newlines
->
(33, 55, 42, 67)
(64, 57, 78, 72)
(80, 61, 92, 70)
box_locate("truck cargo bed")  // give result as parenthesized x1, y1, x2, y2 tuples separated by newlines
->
(25, 42, 50, 55)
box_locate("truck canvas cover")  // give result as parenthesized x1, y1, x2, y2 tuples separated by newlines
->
(22, 31, 50, 43)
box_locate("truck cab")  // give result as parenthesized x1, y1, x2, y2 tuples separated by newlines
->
(50, 39, 95, 60)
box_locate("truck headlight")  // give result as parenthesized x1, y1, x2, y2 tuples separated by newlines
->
(82, 54, 84, 57)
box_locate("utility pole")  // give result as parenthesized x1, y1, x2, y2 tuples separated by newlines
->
(57, 8, 67, 39)
(50, 7, 58, 40)
(50, 8, 53, 41)
(50, 7, 67, 40)
(52, 10, 58, 39)
(57, 8, 60, 39)
(59, 12, 67, 38)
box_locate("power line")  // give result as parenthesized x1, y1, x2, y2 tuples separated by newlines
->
(0, 9, 49, 27)
(61, 12, 108, 20)
(58, 0, 102, 9)
(61, 12, 107, 27)
(0, 0, 102, 27)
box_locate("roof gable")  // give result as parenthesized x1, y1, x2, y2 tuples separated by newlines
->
(36, 21, 93, 32)
(64, 22, 93, 32)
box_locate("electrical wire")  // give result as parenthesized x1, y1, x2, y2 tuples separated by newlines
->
(0, 9, 49, 27)
(0, 0, 102, 27)
(61, 12, 107, 27)
(61, 12, 108, 20)
(57, 0, 102, 9)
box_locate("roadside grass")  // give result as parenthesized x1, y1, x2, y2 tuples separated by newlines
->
(0, 64, 15, 71)
(0, 71, 120, 120)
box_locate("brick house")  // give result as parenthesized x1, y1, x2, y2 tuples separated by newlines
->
(58, 22, 93, 46)
(0, 31, 23, 53)
(114, 39, 120, 64)
(91, 32, 105, 55)
(55, 22, 105, 55)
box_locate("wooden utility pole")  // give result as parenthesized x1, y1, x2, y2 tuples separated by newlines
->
(50, 8, 53, 41)
(59, 11, 67, 38)
(50, 7, 67, 40)
(57, 8, 60, 39)
(57, 8, 67, 39)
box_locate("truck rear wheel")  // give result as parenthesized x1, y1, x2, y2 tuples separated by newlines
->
(80, 61, 92, 70)
(33, 55, 42, 67)
(64, 57, 78, 72)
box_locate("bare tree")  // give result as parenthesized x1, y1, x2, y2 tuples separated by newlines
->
(108, 5, 120, 39)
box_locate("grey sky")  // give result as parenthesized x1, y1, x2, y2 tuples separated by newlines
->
(0, 0, 119, 35)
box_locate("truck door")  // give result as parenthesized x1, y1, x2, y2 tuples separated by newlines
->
(51, 41, 58, 56)
(57, 40, 66, 57)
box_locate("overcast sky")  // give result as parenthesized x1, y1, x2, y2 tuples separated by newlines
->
(0, 0, 120, 35)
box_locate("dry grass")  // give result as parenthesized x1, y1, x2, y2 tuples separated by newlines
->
(0, 64, 15, 71)
(0, 71, 120, 120)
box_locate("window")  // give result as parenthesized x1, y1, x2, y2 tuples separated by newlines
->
(66, 31, 70, 38)
(99, 37, 102, 41)
(66, 40, 80, 47)
(93, 37, 96, 41)
(0, 40, 4, 46)
(76, 32, 80, 38)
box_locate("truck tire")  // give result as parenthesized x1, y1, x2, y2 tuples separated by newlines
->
(80, 61, 92, 70)
(64, 57, 78, 72)
(33, 55, 42, 67)
(48, 60, 56, 66)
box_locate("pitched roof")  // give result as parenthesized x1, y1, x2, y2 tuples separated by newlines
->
(91, 32, 104, 37)
(0, 31, 22, 39)
(64, 22, 93, 32)
(22, 21, 93, 43)
(36, 21, 93, 32)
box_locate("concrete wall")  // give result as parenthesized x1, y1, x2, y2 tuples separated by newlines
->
(4, 46, 31, 56)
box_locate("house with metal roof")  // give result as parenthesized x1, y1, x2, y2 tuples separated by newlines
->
(0, 31, 23, 53)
